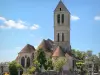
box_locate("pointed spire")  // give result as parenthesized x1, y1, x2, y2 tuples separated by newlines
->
(54, 0, 70, 13)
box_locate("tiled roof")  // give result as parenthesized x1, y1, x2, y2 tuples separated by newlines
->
(52, 46, 64, 57)
(19, 44, 35, 53)
(37, 39, 54, 52)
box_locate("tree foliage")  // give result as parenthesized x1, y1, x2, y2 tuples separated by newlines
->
(36, 49, 47, 68)
(27, 66, 36, 74)
(53, 57, 67, 71)
(71, 49, 86, 60)
(33, 49, 47, 71)
(72, 49, 100, 73)
(9, 61, 22, 75)
(45, 58, 53, 70)
(33, 58, 40, 71)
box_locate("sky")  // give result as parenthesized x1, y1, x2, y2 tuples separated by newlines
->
(0, 0, 100, 62)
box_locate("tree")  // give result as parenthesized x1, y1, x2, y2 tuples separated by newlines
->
(33, 59, 40, 71)
(53, 57, 67, 71)
(9, 61, 22, 75)
(45, 58, 53, 70)
(71, 49, 87, 60)
(92, 55, 99, 73)
(35, 49, 47, 70)
(27, 66, 36, 74)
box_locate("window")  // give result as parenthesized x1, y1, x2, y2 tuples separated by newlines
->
(27, 57, 30, 67)
(62, 14, 64, 23)
(62, 33, 64, 41)
(60, 8, 61, 11)
(21, 57, 25, 67)
(57, 14, 60, 24)
(57, 33, 59, 42)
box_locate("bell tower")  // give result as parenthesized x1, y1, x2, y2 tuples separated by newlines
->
(54, 0, 71, 52)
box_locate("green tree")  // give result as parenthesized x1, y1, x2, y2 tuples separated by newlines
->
(33, 59, 40, 71)
(9, 61, 22, 75)
(35, 49, 47, 70)
(71, 49, 86, 60)
(71, 49, 76, 56)
(27, 66, 36, 74)
(45, 58, 53, 70)
(53, 57, 67, 71)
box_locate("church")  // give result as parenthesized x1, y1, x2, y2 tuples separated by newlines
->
(15, 0, 75, 71)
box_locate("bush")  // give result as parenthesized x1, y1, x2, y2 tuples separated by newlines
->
(9, 61, 23, 75)
(27, 66, 36, 74)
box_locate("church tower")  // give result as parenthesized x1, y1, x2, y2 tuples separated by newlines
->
(54, 0, 71, 52)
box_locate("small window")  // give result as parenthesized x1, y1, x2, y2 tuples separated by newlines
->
(62, 33, 64, 41)
(60, 8, 61, 11)
(57, 14, 60, 24)
(57, 33, 59, 42)
(62, 14, 64, 23)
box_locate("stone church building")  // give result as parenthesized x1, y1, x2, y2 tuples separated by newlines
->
(16, 0, 75, 71)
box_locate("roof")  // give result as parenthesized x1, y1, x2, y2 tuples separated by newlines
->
(19, 44, 35, 53)
(52, 46, 64, 57)
(54, 0, 70, 13)
(37, 39, 54, 52)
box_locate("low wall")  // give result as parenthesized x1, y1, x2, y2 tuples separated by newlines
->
(22, 71, 75, 75)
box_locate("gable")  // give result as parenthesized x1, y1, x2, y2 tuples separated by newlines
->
(54, 0, 70, 13)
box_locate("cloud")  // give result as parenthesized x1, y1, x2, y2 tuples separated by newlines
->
(71, 15, 80, 21)
(94, 16, 100, 21)
(0, 16, 6, 21)
(0, 25, 7, 29)
(0, 16, 40, 30)
(30, 24, 40, 30)
(4, 20, 28, 29)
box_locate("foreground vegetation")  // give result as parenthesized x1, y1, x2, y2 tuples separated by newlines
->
(9, 49, 100, 75)
(9, 61, 23, 75)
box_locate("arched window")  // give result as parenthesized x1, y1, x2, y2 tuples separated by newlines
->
(62, 14, 64, 23)
(21, 57, 25, 67)
(27, 57, 30, 67)
(57, 33, 59, 42)
(62, 33, 64, 41)
(57, 14, 60, 24)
